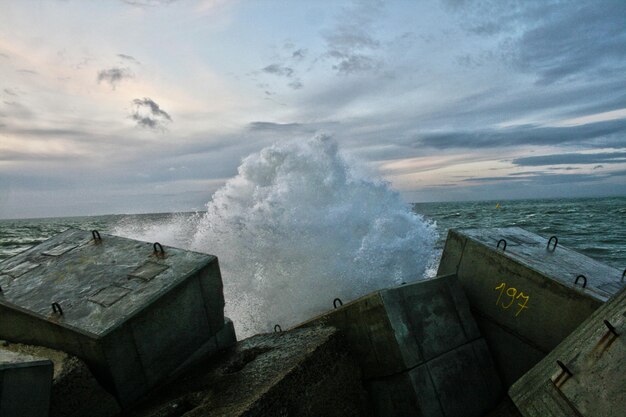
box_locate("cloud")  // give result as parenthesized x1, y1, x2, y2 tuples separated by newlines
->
(322, 0, 384, 75)
(416, 118, 626, 149)
(512, 151, 626, 166)
(97, 67, 133, 89)
(261, 63, 304, 89)
(513, 1, 626, 85)
(287, 80, 303, 90)
(121, 0, 178, 6)
(130, 97, 172, 129)
(247, 121, 304, 132)
(292, 49, 307, 60)
(17, 69, 37, 75)
(262, 64, 294, 78)
(449, 0, 626, 85)
(118, 53, 140, 64)
(3, 88, 17, 96)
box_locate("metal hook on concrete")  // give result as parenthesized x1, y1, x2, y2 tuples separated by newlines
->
(52, 302, 63, 316)
(556, 360, 572, 377)
(153, 242, 165, 257)
(333, 298, 343, 308)
(547, 236, 558, 252)
(274, 324, 282, 333)
(497, 239, 507, 251)
(574, 275, 587, 288)
(604, 320, 618, 337)
(92, 230, 102, 242)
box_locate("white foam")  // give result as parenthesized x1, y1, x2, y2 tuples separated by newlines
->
(115, 135, 437, 337)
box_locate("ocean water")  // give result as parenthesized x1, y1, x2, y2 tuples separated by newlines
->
(2, 197, 623, 268)
(0, 196, 624, 335)
(1, 136, 624, 336)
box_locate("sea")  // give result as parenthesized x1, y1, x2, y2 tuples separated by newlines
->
(1, 196, 624, 269)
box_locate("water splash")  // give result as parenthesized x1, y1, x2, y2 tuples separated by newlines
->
(116, 135, 437, 337)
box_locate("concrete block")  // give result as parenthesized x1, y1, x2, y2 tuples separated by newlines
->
(128, 326, 372, 417)
(1, 340, 121, 417)
(297, 275, 503, 417)
(0, 348, 53, 417)
(0, 228, 225, 407)
(437, 227, 623, 386)
(509, 286, 626, 417)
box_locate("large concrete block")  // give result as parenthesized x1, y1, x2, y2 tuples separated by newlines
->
(0, 348, 53, 417)
(0, 228, 225, 406)
(297, 275, 503, 417)
(128, 326, 372, 417)
(437, 227, 623, 385)
(1, 339, 121, 417)
(509, 286, 626, 417)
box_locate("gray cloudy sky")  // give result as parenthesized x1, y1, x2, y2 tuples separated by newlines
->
(0, 0, 625, 218)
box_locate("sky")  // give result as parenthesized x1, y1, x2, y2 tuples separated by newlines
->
(0, 0, 625, 219)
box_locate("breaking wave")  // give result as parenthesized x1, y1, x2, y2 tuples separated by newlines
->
(115, 135, 436, 337)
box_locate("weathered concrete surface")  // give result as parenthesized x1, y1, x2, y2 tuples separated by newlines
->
(1, 340, 120, 417)
(0, 347, 53, 417)
(509, 286, 626, 417)
(297, 275, 503, 417)
(437, 227, 623, 386)
(0, 228, 225, 406)
(127, 326, 371, 417)
(484, 396, 523, 417)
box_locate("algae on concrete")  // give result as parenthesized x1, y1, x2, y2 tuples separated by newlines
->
(437, 227, 623, 386)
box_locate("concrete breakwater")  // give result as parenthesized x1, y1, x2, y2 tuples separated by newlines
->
(0, 227, 624, 416)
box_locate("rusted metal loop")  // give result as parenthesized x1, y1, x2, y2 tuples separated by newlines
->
(574, 275, 587, 288)
(333, 298, 343, 309)
(622, 269, 625, 283)
(497, 239, 507, 251)
(92, 230, 102, 242)
(52, 302, 63, 316)
(274, 324, 282, 333)
(556, 360, 572, 377)
(604, 320, 618, 337)
(153, 242, 165, 256)
(547, 236, 558, 252)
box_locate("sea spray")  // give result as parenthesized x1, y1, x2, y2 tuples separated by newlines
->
(115, 135, 437, 337)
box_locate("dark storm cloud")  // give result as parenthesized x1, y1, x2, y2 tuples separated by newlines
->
(130, 97, 172, 129)
(97, 67, 133, 89)
(416, 118, 626, 149)
(513, 152, 626, 167)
